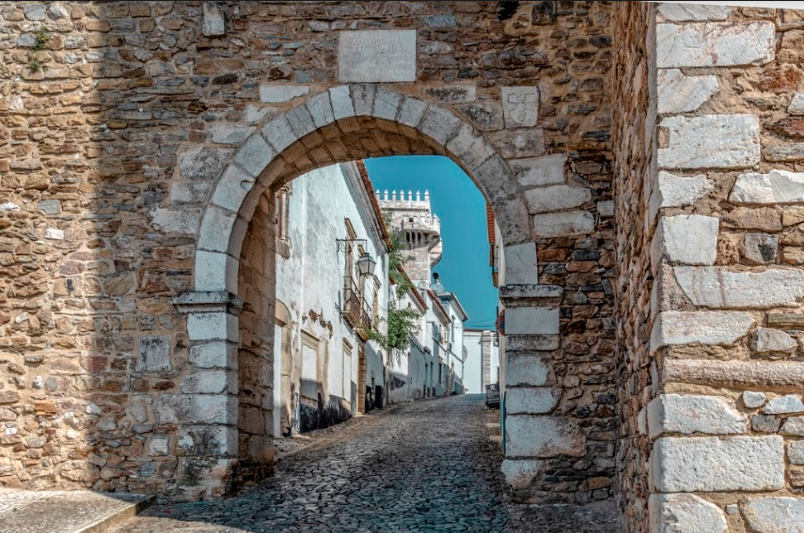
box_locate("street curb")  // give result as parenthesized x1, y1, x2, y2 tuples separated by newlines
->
(74, 494, 155, 533)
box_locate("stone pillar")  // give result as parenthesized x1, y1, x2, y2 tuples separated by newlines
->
(643, 4, 804, 532)
(500, 283, 586, 489)
(496, 241, 586, 494)
(172, 291, 241, 500)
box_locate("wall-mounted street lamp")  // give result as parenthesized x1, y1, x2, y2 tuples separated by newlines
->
(336, 238, 377, 276)
(357, 250, 377, 276)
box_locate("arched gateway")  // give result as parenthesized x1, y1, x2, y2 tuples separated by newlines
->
(177, 84, 571, 493)
(3, 2, 804, 532)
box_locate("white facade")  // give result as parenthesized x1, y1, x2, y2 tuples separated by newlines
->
(378, 189, 471, 400)
(272, 176, 475, 437)
(463, 330, 501, 394)
(390, 286, 429, 401)
(437, 291, 469, 395)
(273, 162, 389, 436)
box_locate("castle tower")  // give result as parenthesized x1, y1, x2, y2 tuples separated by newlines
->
(376, 189, 442, 288)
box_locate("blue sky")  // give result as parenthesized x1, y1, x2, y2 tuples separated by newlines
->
(365, 155, 498, 329)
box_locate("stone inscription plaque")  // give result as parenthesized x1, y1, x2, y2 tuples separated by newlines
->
(338, 30, 416, 83)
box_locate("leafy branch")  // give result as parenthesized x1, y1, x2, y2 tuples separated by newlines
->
(366, 306, 421, 359)
(367, 215, 421, 359)
(34, 29, 50, 51)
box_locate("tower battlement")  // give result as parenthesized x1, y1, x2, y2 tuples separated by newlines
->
(376, 189, 431, 210)
(378, 189, 442, 285)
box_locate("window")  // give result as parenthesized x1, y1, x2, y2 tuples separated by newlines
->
(342, 219, 366, 330)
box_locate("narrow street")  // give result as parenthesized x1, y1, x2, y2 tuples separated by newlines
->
(113, 395, 514, 532)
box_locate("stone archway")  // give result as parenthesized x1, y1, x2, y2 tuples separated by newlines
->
(175, 84, 587, 497)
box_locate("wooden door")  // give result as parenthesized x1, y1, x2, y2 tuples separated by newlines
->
(357, 344, 366, 414)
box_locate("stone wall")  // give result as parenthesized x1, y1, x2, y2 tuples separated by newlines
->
(611, 2, 656, 531)
(14, 1, 804, 526)
(0, 0, 620, 504)
(236, 193, 275, 484)
(623, 3, 804, 532)
(495, 0, 618, 505)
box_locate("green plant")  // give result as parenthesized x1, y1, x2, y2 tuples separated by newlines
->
(366, 220, 421, 358)
(28, 29, 50, 73)
(384, 214, 414, 299)
(28, 57, 43, 72)
(34, 29, 50, 51)
(367, 306, 420, 356)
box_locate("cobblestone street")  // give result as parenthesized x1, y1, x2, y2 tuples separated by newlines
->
(113, 395, 514, 532)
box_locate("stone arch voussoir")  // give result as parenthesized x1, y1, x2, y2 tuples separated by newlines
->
(194, 84, 532, 296)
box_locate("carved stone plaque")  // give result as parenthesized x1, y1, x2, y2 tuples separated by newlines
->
(338, 30, 417, 83)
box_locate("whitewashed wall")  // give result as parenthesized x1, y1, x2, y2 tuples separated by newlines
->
(463, 330, 500, 394)
(274, 162, 389, 434)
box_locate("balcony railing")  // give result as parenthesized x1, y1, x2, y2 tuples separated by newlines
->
(343, 276, 372, 336)
(343, 276, 361, 328)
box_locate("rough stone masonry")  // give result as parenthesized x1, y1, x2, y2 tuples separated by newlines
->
(1, 2, 804, 532)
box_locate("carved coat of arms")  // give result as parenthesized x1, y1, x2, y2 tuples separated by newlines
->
(502, 87, 540, 128)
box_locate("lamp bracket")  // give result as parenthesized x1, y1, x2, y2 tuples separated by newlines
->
(336, 238, 367, 252)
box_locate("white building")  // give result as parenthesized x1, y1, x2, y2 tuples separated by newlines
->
(486, 205, 507, 433)
(271, 174, 475, 438)
(434, 280, 469, 395)
(273, 161, 390, 435)
(463, 329, 500, 394)
(387, 279, 428, 403)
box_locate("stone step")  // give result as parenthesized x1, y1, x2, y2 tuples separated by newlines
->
(0, 489, 153, 533)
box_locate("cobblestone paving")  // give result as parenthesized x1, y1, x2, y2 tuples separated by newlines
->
(114, 395, 514, 533)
